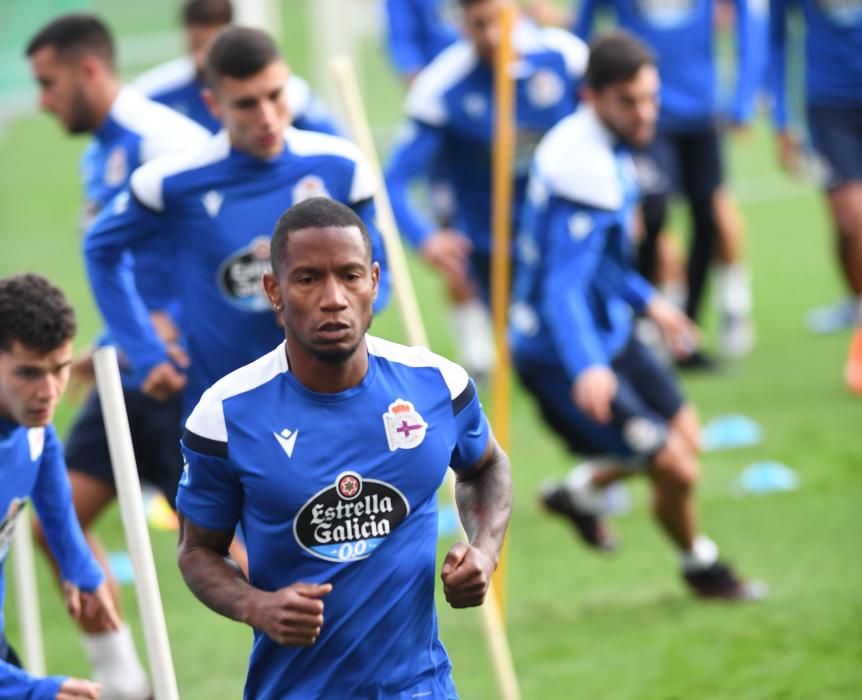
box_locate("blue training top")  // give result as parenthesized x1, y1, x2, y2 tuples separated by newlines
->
(84, 127, 391, 408)
(510, 105, 655, 379)
(178, 336, 490, 699)
(574, 0, 768, 129)
(0, 419, 104, 700)
(384, 0, 460, 77)
(386, 21, 587, 252)
(769, 0, 862, 130)
(133, 58, 342, 136)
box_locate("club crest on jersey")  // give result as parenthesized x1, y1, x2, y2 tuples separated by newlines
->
(292, 175, 330, 204)
(527, 69, 564, 109)
(216, 236, 272, 311)
(382, 399, 428, 451)
(294, 471, 410, 562)
(104, 146, 128, 187)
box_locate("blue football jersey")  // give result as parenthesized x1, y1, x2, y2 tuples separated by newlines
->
(84, 127, 391, 407)
(133, 57, 342, 136)
(575, 0, 768, 127)
(80, 87, 210, 312)
(510, 106, 655, 379)
(386, 22, 587, 251)
(770, 0, 862, 129)
(0, 419, 103, 698)
(178, 336, 490, 699)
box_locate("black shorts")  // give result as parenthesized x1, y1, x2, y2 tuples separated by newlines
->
(64, 387, 184, 510)
(807, 103, 862, 189)
(634, 124, 724, 199)
(516, 336, 685, 461)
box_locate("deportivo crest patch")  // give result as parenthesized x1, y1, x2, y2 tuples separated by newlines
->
(382, 399, 428, 451)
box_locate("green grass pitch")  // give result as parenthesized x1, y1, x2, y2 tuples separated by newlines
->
(0, 1, 860, 697)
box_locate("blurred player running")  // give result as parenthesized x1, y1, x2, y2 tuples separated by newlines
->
(0, 274, 121, 700)
(26, 14, 209, 698)
(386, 0, 587, 380)
(84, 27, 390, 413)
(510, 32, 766, 600)
(133, 0, 341, 136)
(770, 0, 862, 394)
(176, 197, 512, 697)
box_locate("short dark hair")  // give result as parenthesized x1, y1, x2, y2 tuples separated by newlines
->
(270, 198, 371, 273)
(183, 0, 233, 27)
(205, 26, 280, 86)
(586, 31, 655, 93)
(25, 13, 115, 69)
(0, 274, 76, 353)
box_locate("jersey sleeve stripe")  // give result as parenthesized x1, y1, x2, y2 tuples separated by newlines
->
(451, 380, 476, 416)
(183, 429, 228, 459)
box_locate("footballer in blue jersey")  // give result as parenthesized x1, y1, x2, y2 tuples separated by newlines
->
(574, 0, 766, 361)
(0, 274, 120, 700)
(176, 197, 512, 699)
(85, 27, 391, 413)
(134, 0, 341, 136)
(386, 0, 587, 378)
(385, 0, 460, 81)
(511, 33, 765, 599)
(770, 0, 862, 393)
(26, 15, 209, 698)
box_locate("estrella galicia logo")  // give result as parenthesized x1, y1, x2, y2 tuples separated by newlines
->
(216, 236, 272, 311)
(293, 471, 410, 563)
(635, 0, 695, 28)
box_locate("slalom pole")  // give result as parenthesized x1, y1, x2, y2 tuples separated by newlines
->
(489, 0, 518, 618)
(12, 516, 45, 675)
(330, 54, 522, 700)
(92, 347, 179, 700)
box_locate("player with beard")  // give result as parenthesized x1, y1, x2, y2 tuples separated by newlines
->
(510, 32, 765, 599)
(175, 197, 512, 697)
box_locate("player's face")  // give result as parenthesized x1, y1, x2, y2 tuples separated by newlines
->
(206, 60, 292, 159)
(463, 0, 507, 64)
(185, 23, 223, 75)
(264, 225, 379, 365)
(591, 65, 660, 149)
(0, 341, 72, 427)
(29, 46, 96, 134)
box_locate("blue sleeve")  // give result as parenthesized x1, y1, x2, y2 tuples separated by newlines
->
(769, 0, 791, 130)
(385, 0, 427, 77)
(384, 121, 445, 249)
(731, 0, 769, 124)
(573, 0, 602, 39)
(31, 427, 103, 592)
(0, 661, 64, 700)
(177, 438, 241, 534)
(543, 198, 617, 378)
(449, 380, 491, 473)
(351, 197, 391, 313)
(83, 189, 169, 385)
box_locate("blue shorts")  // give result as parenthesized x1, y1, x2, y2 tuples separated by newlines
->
(64, 387, 184, 509)
(634, 124, 723, 199)
(516, 337, 685, 461)
(807, 103, 862, 189)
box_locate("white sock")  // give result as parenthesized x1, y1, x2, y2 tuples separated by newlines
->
(563, 462, 607, 515)
(451, 300, 495, 377)
(715, 263, 752, 317)
(83, 625, 150, 699)
(680, 535, 719, 573)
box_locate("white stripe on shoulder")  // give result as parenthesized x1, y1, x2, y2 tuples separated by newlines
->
(132, 57, 196, 97)
(287, 74, 312, 119)
(538, 27, 589, 78)
(366, 335, 469, 400)
(130, 130, 231, 211)
(285, 128, 376, 203)
(405, 40, 477, 127)
(185, 343, 288, 443)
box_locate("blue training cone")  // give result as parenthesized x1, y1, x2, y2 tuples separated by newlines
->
(702, 414, 763, 452)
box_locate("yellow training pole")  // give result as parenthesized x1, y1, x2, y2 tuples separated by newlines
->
(490, 1, 517, 617)
(331, 55, 521, 700)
